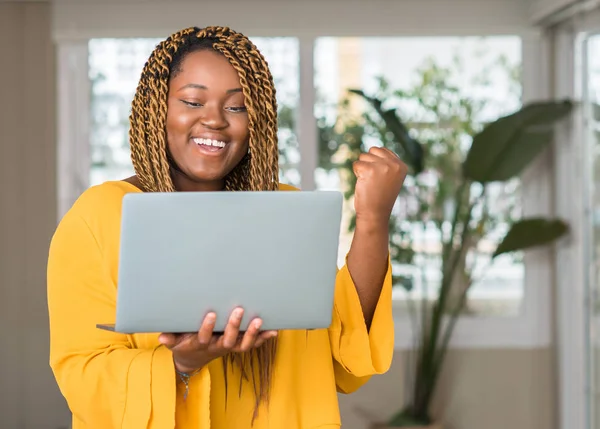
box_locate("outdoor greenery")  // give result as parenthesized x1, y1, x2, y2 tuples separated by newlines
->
(316, 52, 572, 426)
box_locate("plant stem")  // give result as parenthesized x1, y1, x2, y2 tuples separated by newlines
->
(416, 189, 486, 411)
(442, 182, 466, 274)
(404, 283, 421, 410)
(422, 181, 468, 365)
(411, 222, 430, 412)
(415, 184, 483, 410)
(427, 254, 493, 394)
(425, 281, 471, 400)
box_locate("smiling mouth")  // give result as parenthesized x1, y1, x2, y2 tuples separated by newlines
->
(193, 137, 227, 148)
(192, 137, 227, 153)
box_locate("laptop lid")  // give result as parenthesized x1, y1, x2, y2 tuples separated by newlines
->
(99, 190, 343, 334)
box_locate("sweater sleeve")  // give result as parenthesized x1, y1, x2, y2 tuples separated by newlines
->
(328, 257, 395, 394)
(47, 210, 179, 428)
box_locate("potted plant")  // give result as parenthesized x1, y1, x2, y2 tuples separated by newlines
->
(317, 58, 572, 428)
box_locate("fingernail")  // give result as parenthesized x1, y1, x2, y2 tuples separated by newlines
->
(254, 320, 262, 329)
(234, 309, 243, 319)
(206, 313, 216, 323)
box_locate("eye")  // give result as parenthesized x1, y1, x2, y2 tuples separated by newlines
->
(226, 106, 247, 113)
(181, 100, 203, 108)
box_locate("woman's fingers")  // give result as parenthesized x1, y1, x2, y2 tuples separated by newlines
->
(197, 312, 217, 346)
(159, 312, 216, 351)
(221, 308, 244, 349)
(159, 332, 196, 350)
(253, 330, 278, 348)
(238, 318, 263, 352)
(160, 309, 278, 359)
(158, 332, 177, 348)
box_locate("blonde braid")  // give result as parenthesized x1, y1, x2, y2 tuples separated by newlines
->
(128, 26, 280, 419)
(199, 26, 279, 191)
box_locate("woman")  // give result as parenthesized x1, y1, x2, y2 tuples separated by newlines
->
(47, 26, 407, 429)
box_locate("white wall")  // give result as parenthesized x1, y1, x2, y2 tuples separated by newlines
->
(52, 0, 530, 40)
(529, 0, 578, 21)
(528, 0, 600, 25)
(0, 3, 72, 428)
(339, 349, 556, 429)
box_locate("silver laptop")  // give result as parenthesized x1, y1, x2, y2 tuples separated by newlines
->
(97, 190, 343, 334)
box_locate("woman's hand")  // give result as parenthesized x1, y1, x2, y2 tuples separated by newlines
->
(347, 146, 407, 327)
(352, 146, 408, 228)
(158, 307, 277, 373)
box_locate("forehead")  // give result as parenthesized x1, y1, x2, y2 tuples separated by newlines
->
(170, 49, 241, 90)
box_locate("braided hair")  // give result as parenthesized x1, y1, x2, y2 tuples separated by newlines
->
(128, 26, 279, 418)
(129, 26, 279, 193)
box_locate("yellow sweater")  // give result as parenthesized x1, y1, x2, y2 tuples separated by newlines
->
(47, 180, 394, 429)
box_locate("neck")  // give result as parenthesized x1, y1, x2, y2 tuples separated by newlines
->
(171, 169, 225, 192)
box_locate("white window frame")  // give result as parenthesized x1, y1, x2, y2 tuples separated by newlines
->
(54, 13, 552, 351)
(553, 21, 587, 429)
(551, 8, 600, 429)
(56, 41, 91, 220)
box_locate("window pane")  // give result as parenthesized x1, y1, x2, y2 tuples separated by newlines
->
(314, 36, 523, 316)
(584, 33, 600, 429)
(251, 38, 300, 187)
(89, 37, 300, 187)
(89, 38, 160, 185)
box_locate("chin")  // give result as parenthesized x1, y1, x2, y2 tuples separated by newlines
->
(171, 165, 225, 188)
(190, 171, 227, 183)
(185, 163, 226, 179)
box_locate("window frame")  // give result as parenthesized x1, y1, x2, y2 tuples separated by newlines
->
(56, 29, 552, 350)
(551, 9, 600, 429)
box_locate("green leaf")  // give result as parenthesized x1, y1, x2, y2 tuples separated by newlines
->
(463, 100, 573, 183)
(493, 218, 569, 258)
(474, 129, 552, 182)
(592, 103, 600, 122)
(348, 89, 425, 174)
(392, 275, 414, 292)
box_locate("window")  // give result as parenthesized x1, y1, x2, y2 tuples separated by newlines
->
(59, 31, 548, 348)
(584, 33, 600, 325)
(89, 39, 161, 185)
(88, 35, 525, 317)
(314, 36, 523, 316)
(583, 31, 600, 429)
(88, 37, 300, 187)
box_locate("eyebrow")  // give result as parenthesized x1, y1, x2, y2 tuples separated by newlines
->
(178, 83, 242, 94)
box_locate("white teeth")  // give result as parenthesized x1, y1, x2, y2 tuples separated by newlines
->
(193, 138, 226, 148)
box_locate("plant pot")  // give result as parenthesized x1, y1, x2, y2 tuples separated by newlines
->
(370, 424, 442, 429)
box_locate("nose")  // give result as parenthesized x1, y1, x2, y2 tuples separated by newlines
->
(199, 104, 228, 130)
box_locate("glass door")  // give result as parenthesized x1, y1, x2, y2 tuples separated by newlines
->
(582, 30, 600, 429)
